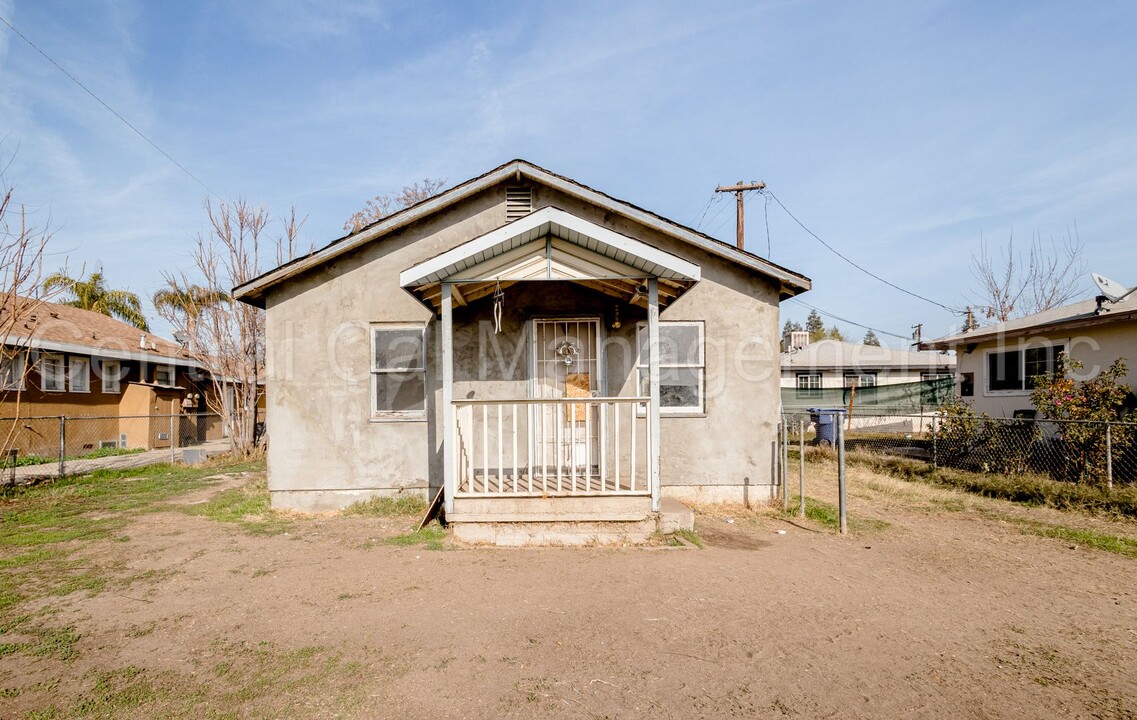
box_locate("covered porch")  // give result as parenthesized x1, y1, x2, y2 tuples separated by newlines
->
(400, 207, 700, 525)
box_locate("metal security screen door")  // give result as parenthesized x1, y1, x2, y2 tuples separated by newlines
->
(531, 318, 602, 481)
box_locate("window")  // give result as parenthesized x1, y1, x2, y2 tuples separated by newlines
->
(101, 360, 122, 394)
(1, 352, 25, 391)
(844, 372, 877, 405)
(921, 372, 953, 382)
(41, 354, 65, 392)
(69, 357, 90, 392)
(154, 365, 175, 386)
(796, 373, 822, 399)
(371, 325, 426, 418)
(987, 345, 1063, 392)
(636, 321, 705, 415)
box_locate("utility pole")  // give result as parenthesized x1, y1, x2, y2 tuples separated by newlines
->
(715, 180, 766, 250)
(911, 323, 922, 347)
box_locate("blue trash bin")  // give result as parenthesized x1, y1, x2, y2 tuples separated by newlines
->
(808, 408, 846, 446)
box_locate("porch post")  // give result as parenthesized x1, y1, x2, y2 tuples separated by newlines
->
(441, 283, 456, 515)
(647, 278, 661, 512)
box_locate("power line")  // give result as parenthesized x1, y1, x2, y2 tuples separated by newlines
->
(0, 14, 219, 200)
(785, 297, 911, 341)
(689, 192, 717, 229)
(766, 189, 959, 314)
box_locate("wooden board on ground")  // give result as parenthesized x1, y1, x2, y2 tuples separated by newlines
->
(418, 484, 444, 530)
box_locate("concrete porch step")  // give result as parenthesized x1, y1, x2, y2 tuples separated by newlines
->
(448, 495, 694, 546)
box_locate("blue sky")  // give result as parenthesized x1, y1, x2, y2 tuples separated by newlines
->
(2, 0, 1135, 344)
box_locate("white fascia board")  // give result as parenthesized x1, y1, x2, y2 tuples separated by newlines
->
(400, 207, 700, 287)
(4, 336, 203, 369)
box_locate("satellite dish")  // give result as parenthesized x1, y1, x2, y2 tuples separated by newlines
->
(1091, 273, 1137, 304)
(173, 330, 190, 345)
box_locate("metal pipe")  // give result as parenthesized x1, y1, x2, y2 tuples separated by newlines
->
(838, 413, 847, 535)
(798, 419, 805, 518)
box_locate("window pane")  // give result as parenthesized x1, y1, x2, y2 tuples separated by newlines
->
(70, 359, 89, 392)
(1024, 345, 1063, 389)
(988, 350, 1022, 391)
(638, 323, 701, 366)
(640, 368, 701, 409)
(374, 371, 426, 414)
(374, 329, 424, 370)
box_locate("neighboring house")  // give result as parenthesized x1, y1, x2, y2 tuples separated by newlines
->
(0, 299, 221, 456)
(233, 159, 812, 540)
(922, 291, 1137, 418)
(781, 334, 955, 413)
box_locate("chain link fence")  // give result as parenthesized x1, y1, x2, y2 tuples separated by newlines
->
(783, 410, 1137, 488)
(1, 413, 226, 485)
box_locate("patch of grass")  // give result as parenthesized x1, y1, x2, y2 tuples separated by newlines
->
(0, 460, 265, 664)
(180, 477, 291, 536)
(1013, 521, 1137, 557)
(2, 447, 147, 469)
(343, 494, 428, 517)
(807, 448, 1137, 519)
(789, 496, 890, 533)
(672, 528, 704, 548)
(383, 525, 445, 550)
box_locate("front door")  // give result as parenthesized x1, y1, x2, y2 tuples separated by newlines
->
(531, 318, 602, 481)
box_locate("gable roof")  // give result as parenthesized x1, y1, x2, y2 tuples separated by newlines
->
(781, 339, 955, 372)
(233, 159, 811, 308)
(922, 292, 1137, 350)
(2, 298, 199, 367)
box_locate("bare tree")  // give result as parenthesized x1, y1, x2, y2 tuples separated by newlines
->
(344, 178, 447, 233)
(969, 228, 1086, 322)
(158, 198, 306, 456)
(0, 153, 59, 461)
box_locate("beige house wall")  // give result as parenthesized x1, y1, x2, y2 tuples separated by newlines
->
(263, 180, 785, 511)
(952, 319, 1137, 418)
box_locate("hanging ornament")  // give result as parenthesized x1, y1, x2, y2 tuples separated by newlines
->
(492, 282, 504, 334)
(556, 339, 578, 367)
(610, 304, 622, 330)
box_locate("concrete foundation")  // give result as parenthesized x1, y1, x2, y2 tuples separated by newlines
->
(662, 483, 776, 506)
(449, 495, 695, 546)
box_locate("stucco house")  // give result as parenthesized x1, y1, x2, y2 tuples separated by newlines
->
(233, 160, 811, 540)
(921, 290, 1137, 418)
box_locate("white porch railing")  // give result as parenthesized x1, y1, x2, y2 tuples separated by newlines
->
(452, 397, 652, 497)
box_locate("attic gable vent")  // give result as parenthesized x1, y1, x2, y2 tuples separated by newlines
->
(505, 185, 533, 221)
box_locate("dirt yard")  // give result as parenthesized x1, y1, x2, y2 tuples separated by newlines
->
(2, 459, 1136, 719)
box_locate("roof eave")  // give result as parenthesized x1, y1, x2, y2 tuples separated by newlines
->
(233, 159, 811, 305)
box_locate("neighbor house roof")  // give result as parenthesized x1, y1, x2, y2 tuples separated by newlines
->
(921, 292, 1137, 350)
(2, 298, 200, 368)
(233, 159, 812, 307)
(781, 339, 955, 372)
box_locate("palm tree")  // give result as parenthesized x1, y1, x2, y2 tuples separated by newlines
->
(153, 284, 230, 350)
(152, 284, 230, 320)
(43, 270, 149, 330)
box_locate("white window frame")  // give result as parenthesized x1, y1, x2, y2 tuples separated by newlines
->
(69, 356, 90, 393)
(843, 372, 877, 388)
(635, 320, 705, 416)
(921, 372, 954, 382)
(101, 360, 122, 394)
(1, 351, 26, 392)
(796, 372, 822, 399)
(370, 323, 427, 420)
(41, 353, 65, 393)
(983, 343, 1065, 396)
(154, 364, 175, 386)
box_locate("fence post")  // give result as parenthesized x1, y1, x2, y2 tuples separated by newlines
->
(169, 414, 176, 465)
(931, 415, 938, 469)
(798, 418, 805, 518)
(781, 420, 789, 511)
(1106, 421, 1113, 491)
(58, 416, 66, 477)
(837, 413, 847, 535)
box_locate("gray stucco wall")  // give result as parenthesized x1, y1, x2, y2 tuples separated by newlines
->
(262, 180, 785, 511)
